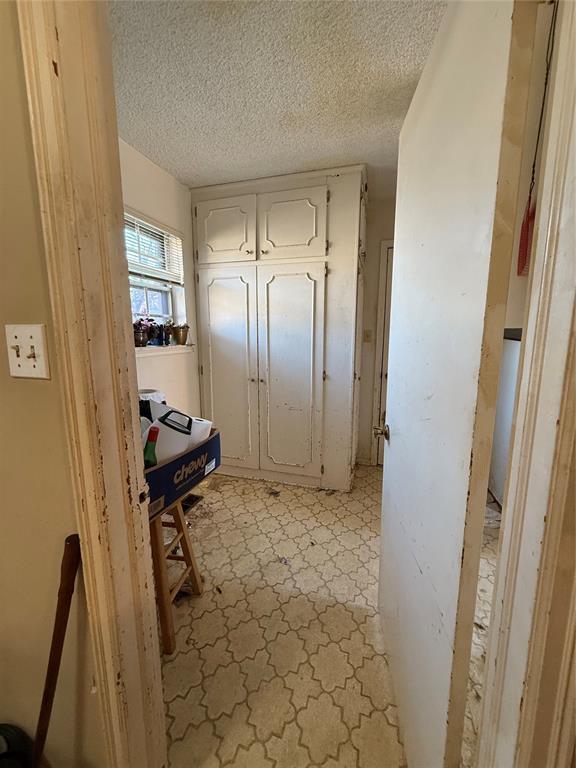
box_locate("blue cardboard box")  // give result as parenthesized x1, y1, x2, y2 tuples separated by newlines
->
(145, 428, 221, 519)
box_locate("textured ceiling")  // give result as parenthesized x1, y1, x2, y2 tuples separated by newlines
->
(109, 1, 445, 199)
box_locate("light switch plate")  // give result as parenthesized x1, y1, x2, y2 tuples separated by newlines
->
(5, 324, 51, 379)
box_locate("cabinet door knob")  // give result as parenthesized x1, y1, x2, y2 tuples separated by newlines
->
(260, 249, 269, 255)
(245, 249, 254, 255)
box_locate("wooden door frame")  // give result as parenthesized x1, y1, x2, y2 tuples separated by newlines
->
(477, 2, 575, 765)
(370, 240, 393, 465)
(16, 3, 166, 767)
(15, 0, 573, 766)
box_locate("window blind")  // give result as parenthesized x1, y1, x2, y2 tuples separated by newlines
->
(124, 213, 184, 284)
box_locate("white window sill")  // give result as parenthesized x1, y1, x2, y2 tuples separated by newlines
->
(135, 345, 194, 358)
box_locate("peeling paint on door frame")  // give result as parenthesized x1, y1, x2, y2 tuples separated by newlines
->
(16, 2, 166, 766)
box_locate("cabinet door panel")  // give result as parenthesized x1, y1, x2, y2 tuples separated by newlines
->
(257, 263, 325, 476)
(258, 186, 327, 259)
(197, 266, 259, 468)
(196, 195, 256, 263)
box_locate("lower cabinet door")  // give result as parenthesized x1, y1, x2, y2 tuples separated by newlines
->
(197, 265, 259, 469)
(257, 262, 325, 477)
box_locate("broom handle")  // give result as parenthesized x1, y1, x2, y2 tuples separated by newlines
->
(33, 534, 82, 767)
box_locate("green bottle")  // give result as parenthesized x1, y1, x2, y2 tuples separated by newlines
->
(144, 426, 160, 468)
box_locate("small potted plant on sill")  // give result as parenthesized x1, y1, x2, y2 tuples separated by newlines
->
(172, 322, 189, 345)
(164, 319, 174, 346)
(133, 317, 158, 347)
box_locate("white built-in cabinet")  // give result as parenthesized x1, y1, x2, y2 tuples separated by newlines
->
(193, 167, 365, 490)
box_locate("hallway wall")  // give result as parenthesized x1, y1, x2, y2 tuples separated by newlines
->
(0, 4, 105, 764)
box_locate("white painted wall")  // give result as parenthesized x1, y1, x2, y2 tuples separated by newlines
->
(357, 197, 396, 463)
(135, 347, 199, 415)
(118, 139, 201, 414)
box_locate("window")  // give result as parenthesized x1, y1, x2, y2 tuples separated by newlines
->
(124, 213, 184, 322)
(129, 276, 173, 322)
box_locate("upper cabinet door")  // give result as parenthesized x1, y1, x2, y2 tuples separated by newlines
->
(196, 195, 256, 263)
(258, 186, 327, 260)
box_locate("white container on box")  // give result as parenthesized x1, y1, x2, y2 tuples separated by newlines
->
(189, 418, 212, 448)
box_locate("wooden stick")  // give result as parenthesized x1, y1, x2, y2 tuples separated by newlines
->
(33, 534, 81, 767)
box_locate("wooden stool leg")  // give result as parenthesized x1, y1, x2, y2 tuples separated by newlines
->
(174, 502, 203, 595)
(150, 515, 175, 655)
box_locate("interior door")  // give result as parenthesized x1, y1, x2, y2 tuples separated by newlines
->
(195, 194, 256, 263)
(197, 265, 259, 468)
(257, 262, 325, 477)
(257, 186, 327, 260)
(375, 243, 393, 465)
(351, 194, 366, 468)
(380, 3, 534, 767)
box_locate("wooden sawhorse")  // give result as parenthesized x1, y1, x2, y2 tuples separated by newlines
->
(149, 498, 203, 654)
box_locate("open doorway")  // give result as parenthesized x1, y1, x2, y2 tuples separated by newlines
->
(13, 1, 572, 765)
(371, 240, 394, 465)
(107, 2, 445, 765)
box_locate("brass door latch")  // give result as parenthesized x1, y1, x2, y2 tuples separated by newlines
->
(373, 425, 390, 442)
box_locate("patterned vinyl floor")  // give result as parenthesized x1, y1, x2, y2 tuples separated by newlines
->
(462, 498, 501, 768)
(161, 466, 499, 767)
(163, 466, 406, 768)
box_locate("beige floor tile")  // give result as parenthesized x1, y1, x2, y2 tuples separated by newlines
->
(187, 608, 228, 649)
(284, 661, 323, 709)
(168, 684, 206, 741)
(201, 661, 247, 719)
(352, 711, 403, 768)
(214, 703, 255, 764)
(200, 637, 232, 677)
(267, 630, 307, 677)
(168, 720, 220, 768)
(321, 741, 360, 768)
(163, 468, 408, 767)
(333, 677, 373, 729)
(310, 641, 354, 691)
(280, 593, 317, 630)
(319, 602, 358, 642)
(297, 691, 348, 763)
(245, 584, 281, 619)
(247, 677, 295, 741)
(163, 648, 202, 701)
(265, 721, 311, 768)
(231, 741, 273, 768)
(227, 618, 266, 662)
(357, 655, 395, 710)
(240, 648, 275, 692)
